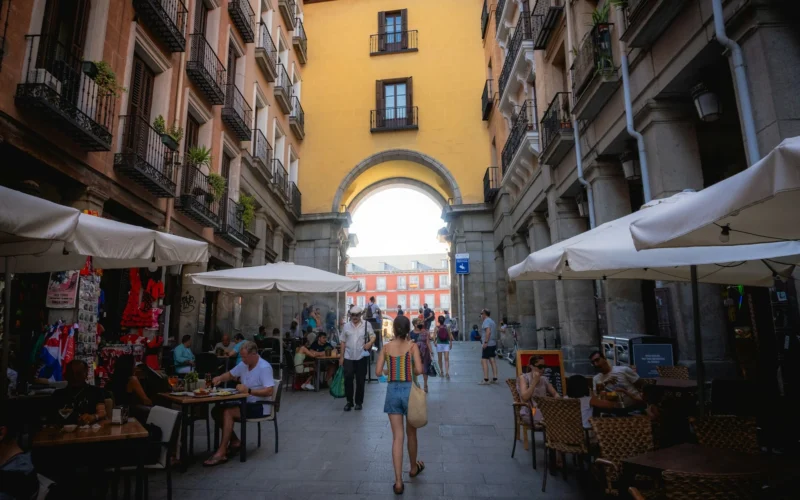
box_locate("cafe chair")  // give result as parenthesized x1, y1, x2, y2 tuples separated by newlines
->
(661, 470, 762, 499)
(690, 416, 759, 454)
(247, 379, 283, 453)
(656, 365, 689, 380)
(591, 416, 656, 497)
(535, 397, 592, 493)
(505, 379, 541, 469)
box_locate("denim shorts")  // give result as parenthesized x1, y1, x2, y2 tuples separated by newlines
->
(383, 382, 412, 415)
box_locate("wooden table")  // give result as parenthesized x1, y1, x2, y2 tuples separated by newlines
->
(654, 378, 698, 389)
(314, 356, 340, 392)
(159, 392, 249, 464)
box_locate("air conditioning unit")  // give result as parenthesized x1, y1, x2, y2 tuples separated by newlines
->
(27, 68, 62, 93)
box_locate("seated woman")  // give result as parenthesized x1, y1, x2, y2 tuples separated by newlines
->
(109, 354, 152, 422)
(517, 355, 559, 425)
(294, 338, 320, 391)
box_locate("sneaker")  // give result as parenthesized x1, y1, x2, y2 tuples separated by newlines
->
(492, 378, 498, 384)
(478, 380, 491, 385)
(344, 403, 354, 411)
(355, 404, 363, 411)
(301, 383, 314, 391)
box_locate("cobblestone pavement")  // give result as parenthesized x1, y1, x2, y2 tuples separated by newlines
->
(150, 342, 586, 499)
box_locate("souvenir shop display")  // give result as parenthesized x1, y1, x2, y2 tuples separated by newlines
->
(75, 273, 101, 376)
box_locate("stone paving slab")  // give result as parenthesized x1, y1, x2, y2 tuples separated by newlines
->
(145, 342, 586, 499)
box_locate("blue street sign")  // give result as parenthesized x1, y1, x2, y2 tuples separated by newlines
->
(455, 253, 470, 275)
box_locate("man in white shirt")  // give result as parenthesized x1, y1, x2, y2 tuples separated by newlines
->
(589, 350, 646, 408)
(206, 341, 275, 466)
(339, 306, 375, 411)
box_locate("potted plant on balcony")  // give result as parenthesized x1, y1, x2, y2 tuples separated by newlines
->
(82, 61, 99, 79)
(153, 115, 183, 151)
(94, 61, 125, 98)
(239, 193, 256, 229)
(207, 173, 227, 203)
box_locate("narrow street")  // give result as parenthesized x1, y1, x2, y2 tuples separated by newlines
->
(156, 342, 585, 499)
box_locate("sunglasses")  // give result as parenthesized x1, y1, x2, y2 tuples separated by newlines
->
(534, 364, 546, 370)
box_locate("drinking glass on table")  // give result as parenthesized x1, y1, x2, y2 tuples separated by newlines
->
(168, 376, 179, 391)
(58, 403, 74, 426)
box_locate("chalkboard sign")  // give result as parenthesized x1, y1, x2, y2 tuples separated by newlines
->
(632, 343, 674, 377)
(516, 350, 566, 396)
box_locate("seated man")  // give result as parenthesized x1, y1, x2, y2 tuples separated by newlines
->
(213, 333, 235, 357)
(173, 335, 196, 374)
(589, 350, 646, 409)
(308, 332, 337, 384)
(231, 333, 246, 364)
(206, 342, 275, 466)
(51, 360, 107, 426)
(0, 406, 39, 500)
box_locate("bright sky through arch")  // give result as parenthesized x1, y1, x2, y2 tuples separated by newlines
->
(347, 188, 448, 257)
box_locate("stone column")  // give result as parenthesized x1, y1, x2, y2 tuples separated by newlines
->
(501, 236, 518, 323)
(527, 213, 559, 348)
(587, 162, 646, 336)
(512, 233, 537, 348)
(272, 226, 284, 261)
(548, 193, 597, 374)
(71, 185, 109, 214)
(241, 211, 268, 336)
(178, 262, 208, 349)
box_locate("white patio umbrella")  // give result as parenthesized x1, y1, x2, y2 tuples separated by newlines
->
(509, 193, 800, 412)
(630, 136, 800, 250)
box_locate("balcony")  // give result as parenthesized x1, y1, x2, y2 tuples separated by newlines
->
(539, 92, 574, 166)
(289, 96, 304, 140)
(133, 0, 188, 52)
(186, 34, 226, 105)
(255, 24, 277, 82)
(251, 129, 272, 182)
(531, 0, 564, 50)
(222, 84, 252, 141)
(264, 225, 277, 262)
(571, 24, 619, 122)
(278, 0, 297, 30)
(244, 229, 260, 249)
(228, 0, 256, 44)
(495, 0, 506, 33)
(484, 167, 500, 203)
(501, 99, 539, 178)
(498, 11, 534, 113)
(370, 107, 418, 133)
(15, 35, 116, 151)
(481, 79, 494, 121)
(290, 182, 301, 219)
(272, 158, 288, 201)
(215, 196, 249, 248)
(274, 63, 293, 114)
(621, 0, 689, 49)
(481, 0, 492, 39)
(370, 30, 418, 55)
(114, 114, 177, 197)
(292, 18, 307, 64)
(175, 163, 222, 228)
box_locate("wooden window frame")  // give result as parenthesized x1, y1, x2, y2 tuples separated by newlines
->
(377, 9, 408, 52)
(375, 77, 414, 129)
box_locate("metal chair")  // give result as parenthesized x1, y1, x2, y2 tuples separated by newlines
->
(535, 397, 592, 492)
(690, 416, 759, 454)
(662, 470, 762, 499)
(656, 365, 689, 380)
(246, 379, 283, 453)
(505, 379, 541, 469)
(591, 415, 656, 497)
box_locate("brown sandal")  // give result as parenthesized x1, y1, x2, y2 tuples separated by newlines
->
(409, 461, 425, 478)
(203, 455, 228, 467)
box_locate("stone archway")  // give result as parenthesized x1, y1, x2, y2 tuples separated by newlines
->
(347, 177, 448, 214)
(331, 149, 462, 212)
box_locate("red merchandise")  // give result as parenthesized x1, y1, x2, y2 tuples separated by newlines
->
(120, 269, 152, 328)
(145, 335, 164, 370)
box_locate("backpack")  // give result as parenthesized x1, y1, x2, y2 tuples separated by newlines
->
(437, 326, 449, 342)
(364, 304, 374, 320)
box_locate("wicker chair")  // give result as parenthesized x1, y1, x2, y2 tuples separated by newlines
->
(534, 397, 591, 492)
(690, 416, 759, 454)
(505, 379, 542, 469)
(656, 365, 689, 380)
(591, 416, 656, 496)
(662, 470, 762, 499)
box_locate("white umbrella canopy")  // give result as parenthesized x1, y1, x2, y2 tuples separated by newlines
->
(509, 193, 800, 286)
(630, 136, 800, 250)
(0, 185, 81, 257)
(189, 261, 360, 293)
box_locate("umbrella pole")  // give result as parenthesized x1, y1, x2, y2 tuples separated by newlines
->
(691, 265, 705, 416)
(1, 257, 11, 399)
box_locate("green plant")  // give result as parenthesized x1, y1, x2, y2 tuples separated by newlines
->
(208, 173, 227, 202)
(590, 2, 611, 27)
(167, 122, 183, 142)
(239, 193, 256, 228)
(94, 61, 126, 98)
(153, 115, 166, 134)
(184, 371, 199, 383)
(187, 145, 212, 168)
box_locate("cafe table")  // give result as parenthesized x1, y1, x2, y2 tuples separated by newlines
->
(314, 355, 340, 392)
(159, 392, 249, 464)
(33, 419, 149, 499)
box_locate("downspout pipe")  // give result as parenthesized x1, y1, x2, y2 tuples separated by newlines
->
(711, 0, 760, 165)
(615, 7, 652, 203)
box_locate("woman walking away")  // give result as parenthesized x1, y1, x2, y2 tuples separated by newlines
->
(435, 315, 454, 379)
(376, 315, 424, 495)
(411, 318, 432, 392)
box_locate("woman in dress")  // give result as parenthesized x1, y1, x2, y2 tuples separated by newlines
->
(517, 355, 559, 425)
(376, 315, 424, 495)
(411, 318, 432, 392)
(109, 354, 152, 421)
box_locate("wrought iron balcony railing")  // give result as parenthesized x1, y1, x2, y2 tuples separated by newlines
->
(370, 30, 418, 55)
(572, 23, 615, 100)
(274, 63, 293, 113)
(292, 18, 307, 63)
(531, 0, 564, 50)
(186, 34, 226, 105)
(255, 23, 277, 81)
(540, 92, 572, 155)
(495, 0, 506, 32)
(273, 158, 288, 200)
(15, 35, 116, 151)
(215, 196, 248, 247)
(501, 99, 537, 175)
(481, 79, 494, 121)
(133, 0, 188, 52)
(115, 114, 177, 197)
(244, 229, 259, 249)
(252, 129, 272, 176)
(176, 162, 222, 228)
(222, 84, 252, 141)
(484, 166, 500, 203)
(371, 107, 418, 132)
(498, 9, 532, 98)
(289, 96, 304, 139)
(278, 0, 297, 29)
(481, 0, 491, 39)
(290, 182, 301, 218)
(228, 0, 256, 44)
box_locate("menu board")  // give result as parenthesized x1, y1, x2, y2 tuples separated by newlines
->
(516, 350, 566, 396)
(632, 344, 674, 377)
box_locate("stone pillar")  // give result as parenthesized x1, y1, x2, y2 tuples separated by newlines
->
(587, 162, 646, 336)
(273, 227, 284, 261)
(512, 233, 537, 348)
(527, 213, 559, 348)
(495, 249, 508, 324)
(71, 185, 109, 214)
(241, 211, 268, 337)
(179, 262, 208, 349)
(548, 193, 597, 374)
(501, 236, 518, 324)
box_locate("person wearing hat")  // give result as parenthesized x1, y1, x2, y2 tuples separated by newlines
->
(339, 305, 376, 411)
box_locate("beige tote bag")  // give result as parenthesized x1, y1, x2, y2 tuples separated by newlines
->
(407, 379, 428, 428)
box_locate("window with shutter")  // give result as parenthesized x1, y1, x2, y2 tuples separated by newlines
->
(185, 115, 200, 152)
(127, 56, 155, 158)
(375, 78, 414, 129)
(377, 11, 387, 52)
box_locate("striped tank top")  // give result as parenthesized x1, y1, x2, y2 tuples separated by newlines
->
(386, 350, 413, 382)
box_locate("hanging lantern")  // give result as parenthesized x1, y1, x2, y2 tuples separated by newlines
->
(620, 150, 641, 180)
(576, 192, 589, 218)
(691, 83, 722, 122)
